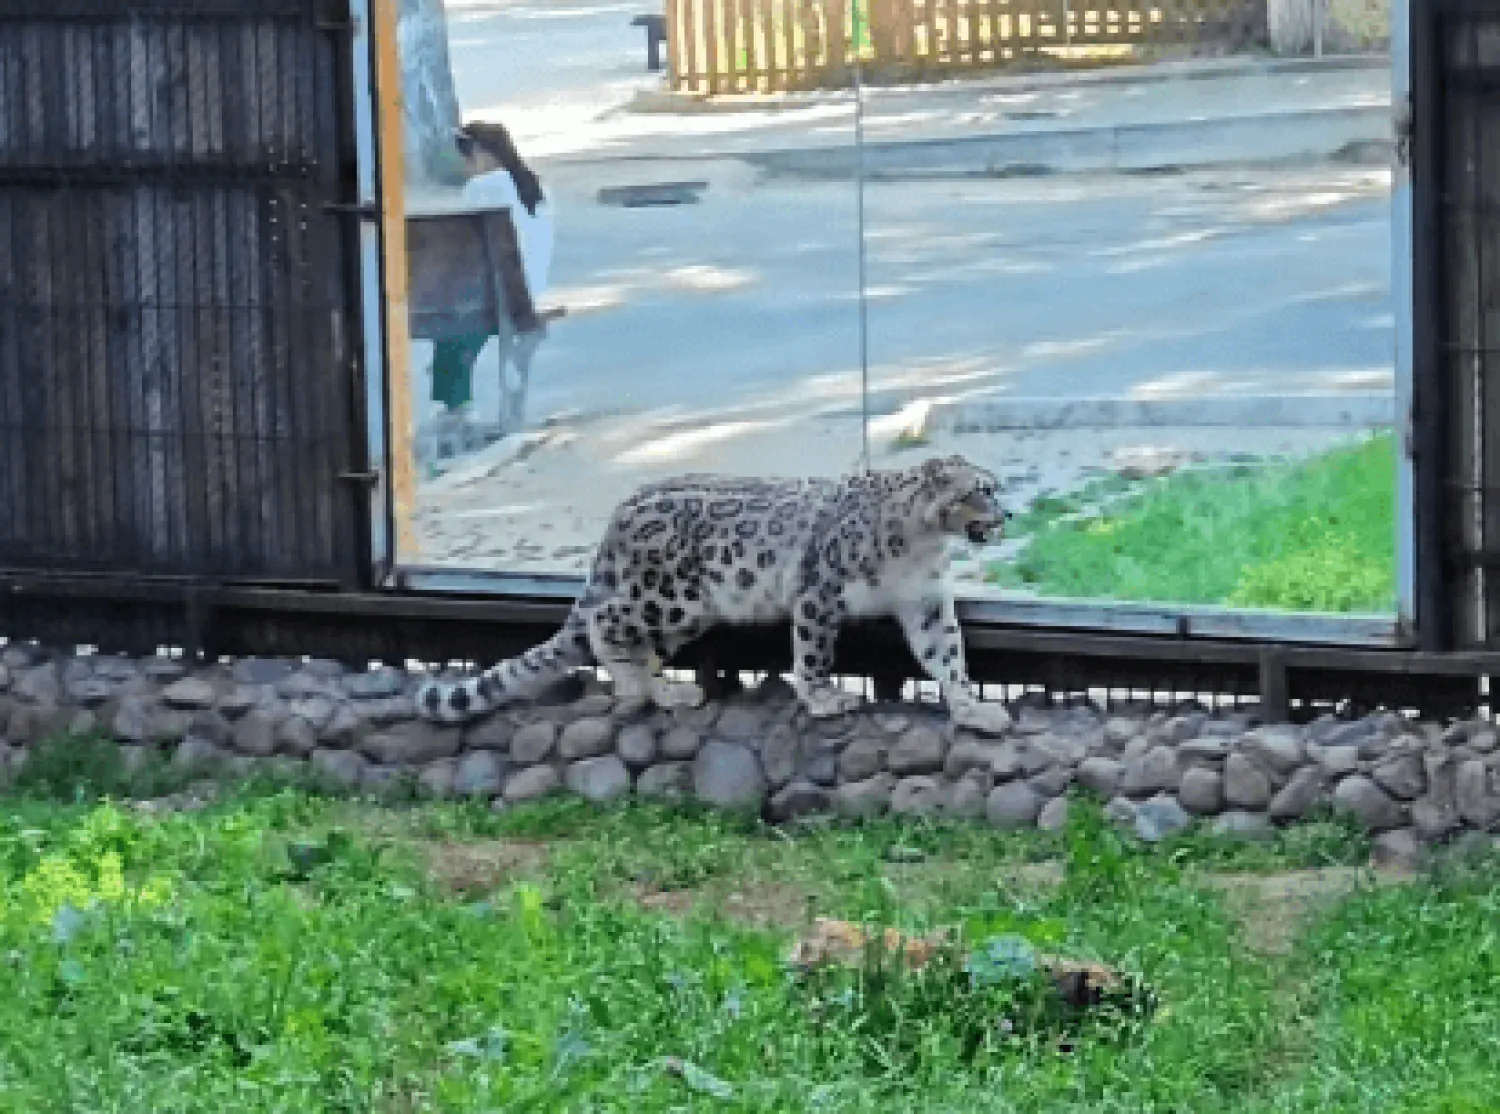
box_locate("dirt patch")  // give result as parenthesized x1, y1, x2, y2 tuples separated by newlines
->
(1201, 867, 1409, 956)
(423, 840, 552, 895)
(632, 878, 818, 930)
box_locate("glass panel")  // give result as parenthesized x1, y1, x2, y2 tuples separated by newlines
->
(852, 0, 1398, 617)
(393, 0, 863, 578)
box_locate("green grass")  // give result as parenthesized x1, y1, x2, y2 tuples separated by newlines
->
(989, 434, 1397, 614)
(0, 750, 1494, 1112)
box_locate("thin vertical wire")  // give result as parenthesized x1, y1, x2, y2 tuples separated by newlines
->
(853, 0, 870, 471)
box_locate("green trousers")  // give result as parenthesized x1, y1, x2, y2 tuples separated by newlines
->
(430, 334, 489, 411)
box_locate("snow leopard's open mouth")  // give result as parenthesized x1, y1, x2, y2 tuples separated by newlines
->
(963, 509, 1011, 544)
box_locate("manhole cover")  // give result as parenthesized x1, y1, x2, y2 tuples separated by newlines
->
(597, 181, 709, 208)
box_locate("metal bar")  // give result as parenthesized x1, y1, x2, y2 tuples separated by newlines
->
(1411, 0, 1449, 650)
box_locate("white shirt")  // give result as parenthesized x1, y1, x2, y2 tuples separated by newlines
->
(461, 168, 555, 302)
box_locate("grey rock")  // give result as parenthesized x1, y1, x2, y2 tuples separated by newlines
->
(360, 695, 416, 726)
(1179, 737, 1230, 762)
(715, 705, 766, 741)
(1269, 766, 1326, 821)
(1103, 717, 1139, 748)
(0, 645, 40, 670)
(840, 738, 887, 782)
(1411, 798, 1460, 842)
(1029, 733, 1089, 768)
(1312, 744, 1362, 776)
(1037, 795, 1070, 833)
(275, 672, 338, 701)
(172, 736, 227, 772)
(162, 677, 216, 711)
(229, 659, 285, 690)
(1118, 745, 1181, 797)
(453, 750, 505, 797)
(91, 656, 138, 684)
(566, 756, 631, 803)
(1178, 767, 1224, 815)
(1311, 717, 1376, 749)
(465, 717, 515, 752)
(769, 780, 833, 822)
(873, 711, 910, 734)
(617, 723, 659, 768)
(1373, 753, 1426, 801)
(505, 764, 561, 803)
(310, 747, 368, 790)
(760, 724, 799, 789)
(360, 721, 462, 766)
(946, 773, 991, 819)
(1371, 828, 1428, 873)
(286, 695, 336, 733)
(0, 664, 10, 694)
(693, 741, 766, 809)
(1423, 751, 1460, 812)
(558, 717, 614, 761)
(112, 696, 159, 744)
(316, 704, 364, 749)
(887, 726, 947, 776)
(217, 686, 259, 720)
(801, 743, 840, 787)
(835, 773, 895, 817)
(1239, 725, 1305, 774)
(65, 676, 113, 708)
(1211, 811, 1274, 841)
(1119, 735, 1152, 764)
(142, 657, 187, 683)
(1104, 796, 1138, 828)
(636, 762, 694, 799)
(1456, 760, 1500, 828)
(302, 659, 347, 682)
(1468, 729, 1498, 754)
(274, 716, 319, 759)
(660, 725, 702, 761)
(1223, 753, 1273, 810)
(183, 710, 232, 748)
(360, 764, 409, 797)
(1332, 775, 1406, 832)
(891, 775, 947, 818)
(346, 667, 406, 700)
(1027, 765, 1073, 797)
(1076, 756, 1123, 797)
(986, 781, 1044, 829)
(1133, 794, 1192, 843)
(66, 710, 98, 738)
(418, 760, 458, 799)
(14, 664, 60, 706)
(988, 741, 1025, 781)
(511, 722, 558, 764)
(944, 738, 999, 780)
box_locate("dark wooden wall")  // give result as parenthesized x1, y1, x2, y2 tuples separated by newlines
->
(0, 0, 364, 585)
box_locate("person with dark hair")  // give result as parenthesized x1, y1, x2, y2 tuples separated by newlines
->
(428, 120, 555, 429)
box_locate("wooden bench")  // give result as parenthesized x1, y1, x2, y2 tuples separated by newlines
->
(405, 206, 564, 464)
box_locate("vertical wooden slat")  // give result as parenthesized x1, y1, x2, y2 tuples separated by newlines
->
(373, 0, 417, 565)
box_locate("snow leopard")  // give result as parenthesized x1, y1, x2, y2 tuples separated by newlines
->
(416, 455, 1013, 734)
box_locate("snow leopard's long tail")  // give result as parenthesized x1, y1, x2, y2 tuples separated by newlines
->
(415, 604, 597, 725)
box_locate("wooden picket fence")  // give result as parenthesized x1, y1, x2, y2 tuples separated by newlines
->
(663, 0, 1266, 93)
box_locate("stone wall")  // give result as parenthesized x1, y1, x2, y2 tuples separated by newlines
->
(1, 645, 1497, 852)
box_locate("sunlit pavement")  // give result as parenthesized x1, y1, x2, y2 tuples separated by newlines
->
(411, 3, 1395, 570)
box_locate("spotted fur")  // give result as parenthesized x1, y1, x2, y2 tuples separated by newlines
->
(416, 455, 1013, 733)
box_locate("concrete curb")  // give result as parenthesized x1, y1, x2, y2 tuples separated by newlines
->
(928, 392, 1395, 432)
(745, 104, 1392, 179)
(623, 52, 1391, 115)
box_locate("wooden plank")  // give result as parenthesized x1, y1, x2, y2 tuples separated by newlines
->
(373, 0, 417, 565)
(828, 0, 849, 75)
(758, 0, 777, 91)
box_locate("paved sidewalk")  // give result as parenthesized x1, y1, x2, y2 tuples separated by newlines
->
(519, 55, 1393, 176)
